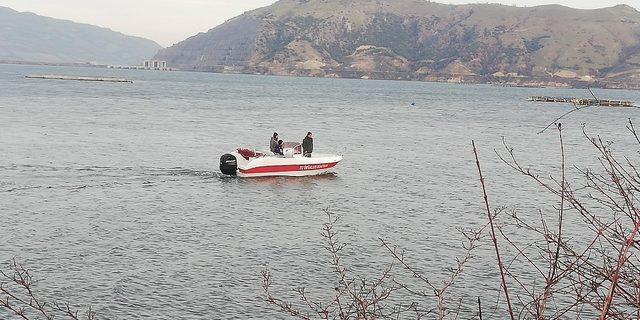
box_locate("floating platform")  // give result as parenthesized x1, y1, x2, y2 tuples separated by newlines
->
(528, 96, 574, 103)
(571, 99, 635, 107)
(528, 96, 635, 108)
(25, 74, 133, 83)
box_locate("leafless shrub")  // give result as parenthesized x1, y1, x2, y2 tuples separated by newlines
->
(380, 223, 488, 320)
(263, 208, 492, 320)
(484, 120, 640, 319)
(0, 259, 95, 320)
(263, 209, 422, 319)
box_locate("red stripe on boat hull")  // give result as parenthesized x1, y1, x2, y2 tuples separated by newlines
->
(239, 162, 338, 175)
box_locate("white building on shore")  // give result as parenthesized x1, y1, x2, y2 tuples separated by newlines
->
(108, 60, 172, 71)
(144, 60, 168, 70)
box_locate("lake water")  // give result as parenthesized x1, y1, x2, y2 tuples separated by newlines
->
(1, 64, 639, 319)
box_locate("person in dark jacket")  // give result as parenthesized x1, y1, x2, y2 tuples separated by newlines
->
(270, 132, 279, 153)
(302, 132, 313, 157)
(274, 140, 284, 155)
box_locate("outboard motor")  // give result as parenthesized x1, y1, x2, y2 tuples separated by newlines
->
(219, 154, 237, 176)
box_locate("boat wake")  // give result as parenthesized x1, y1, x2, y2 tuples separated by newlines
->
(1, 165, 225, 193)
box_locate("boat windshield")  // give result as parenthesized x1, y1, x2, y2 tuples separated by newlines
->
(283, 142, 302, 154)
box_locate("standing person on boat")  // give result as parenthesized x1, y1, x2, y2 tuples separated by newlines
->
(274, 140, 284, 155)
(270, 132, 279, 153)
(302, 132, 313, 157)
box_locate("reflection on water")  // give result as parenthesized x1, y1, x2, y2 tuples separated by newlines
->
(238, 173, 339, 186)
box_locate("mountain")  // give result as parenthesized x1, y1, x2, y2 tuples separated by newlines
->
(0, 6, 161, 65)
(155, 0, 640, 89)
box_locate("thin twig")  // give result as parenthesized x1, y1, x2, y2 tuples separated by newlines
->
(472, 140, 515, 320)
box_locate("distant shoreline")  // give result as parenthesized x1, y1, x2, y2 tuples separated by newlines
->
(0, 60, 108, 68)
(2, 60, 638, 91)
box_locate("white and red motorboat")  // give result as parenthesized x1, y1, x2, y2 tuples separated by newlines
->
(220, 142, 342, 177)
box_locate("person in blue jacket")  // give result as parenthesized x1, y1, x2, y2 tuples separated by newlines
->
(273, 140, 284, 155)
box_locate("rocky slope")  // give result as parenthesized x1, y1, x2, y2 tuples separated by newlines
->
(156, 0, 640, 88)
(0, 6, 162, 65)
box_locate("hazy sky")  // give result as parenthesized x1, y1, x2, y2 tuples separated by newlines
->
(0, 0, 638, 47)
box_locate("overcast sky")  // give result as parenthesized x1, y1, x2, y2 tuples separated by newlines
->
(0, 0, 637, 47)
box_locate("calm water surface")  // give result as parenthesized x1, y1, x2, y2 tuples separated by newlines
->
(1, 64, 639, 319)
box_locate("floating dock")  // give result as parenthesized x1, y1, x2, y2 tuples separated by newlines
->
(25, 74, 133, 83)
(528, 96, 635, 108)
(571, 99, 635, 107)
(528, 96, 574, 103)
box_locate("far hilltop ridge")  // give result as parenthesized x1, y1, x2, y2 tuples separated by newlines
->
(0, 6, 161, 66)
(155, 0, 640, 89)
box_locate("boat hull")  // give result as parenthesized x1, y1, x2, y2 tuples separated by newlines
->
(238, 161, 340, 177)
(226, 151, 342, 178)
